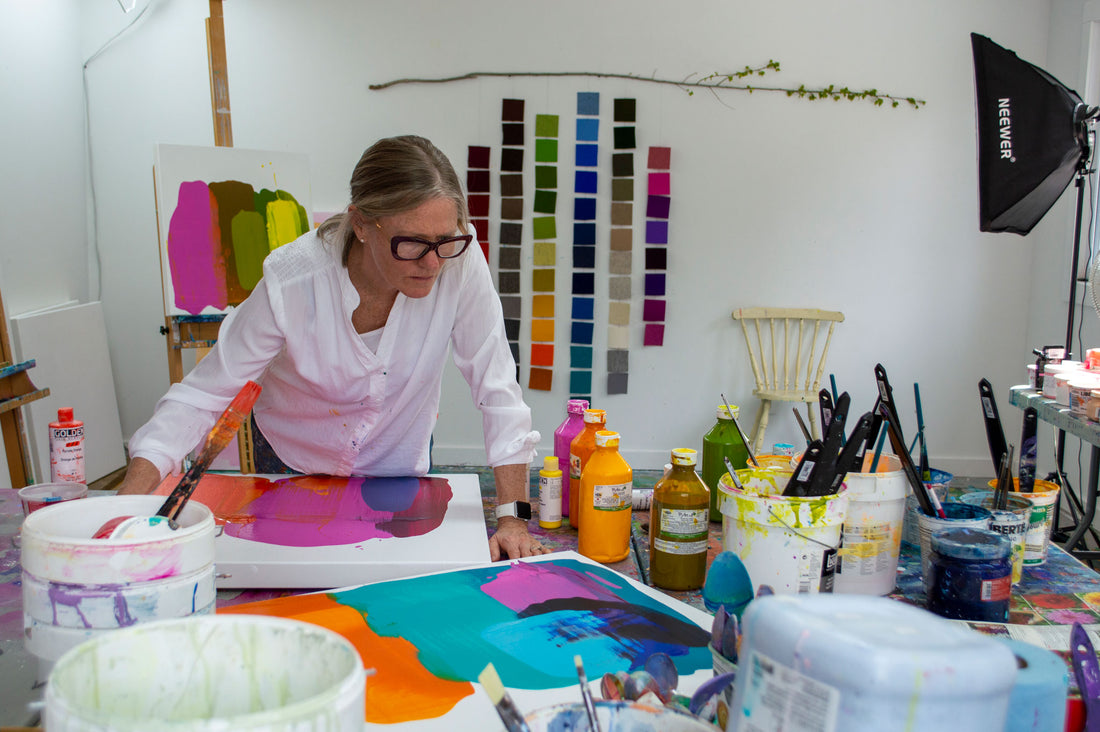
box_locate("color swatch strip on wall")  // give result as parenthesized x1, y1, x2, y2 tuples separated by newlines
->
(570, 92, 599, 400)
(529, 114, 559, 391)
(467, 146, 491, 264)
(499, 99, 525, 371)
(607, 99, 636, 395)
(645, 147, 671, 347)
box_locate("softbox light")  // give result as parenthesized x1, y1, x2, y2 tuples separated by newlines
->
(971, 32, 1089, 234)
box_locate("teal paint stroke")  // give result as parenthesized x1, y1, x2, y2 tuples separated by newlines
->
(330, 558, 710, 690)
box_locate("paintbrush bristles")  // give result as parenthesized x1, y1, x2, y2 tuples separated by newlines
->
(478, 662, 531, 732)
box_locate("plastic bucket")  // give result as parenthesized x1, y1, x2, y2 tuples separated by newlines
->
(902, 469, 952, 547)
(958, 491, 1031, 584)
(834, 454, 907, 596)
(526, 701, 714, 731)
(986, 478, 1061, 565)
(19, 482, 88, 515)
(749, 454, 796, 469)
(717, 468, 848, 595)
(21, 495, 216, 676)
(917, 502, 992, 594)
(44, 615, 367, 731)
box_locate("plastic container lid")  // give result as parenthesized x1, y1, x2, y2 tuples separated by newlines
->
(595, 430, 620, 447)
(716, 404, 739, 420)
(583, 409, 607, 424)
(670, 448, 698, 466)
(543, 456, 559, 472)
(567, 399, 589, 414)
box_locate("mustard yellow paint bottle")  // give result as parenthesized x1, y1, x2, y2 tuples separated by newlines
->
(649, 448, 710, 590)
(578, 430, 633, 563)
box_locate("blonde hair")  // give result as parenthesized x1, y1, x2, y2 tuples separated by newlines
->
(319, 135, 469, 265)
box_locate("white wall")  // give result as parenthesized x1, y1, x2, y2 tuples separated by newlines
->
(7, 0, 1098, 481)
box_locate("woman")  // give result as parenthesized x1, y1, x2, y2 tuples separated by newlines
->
(120, 135, 545, 560)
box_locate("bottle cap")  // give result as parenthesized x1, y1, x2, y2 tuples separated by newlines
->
(583, 409, 607, 424)
(58, 407, 74, 422)
(567, 399, 590, 414)
(717, 404, 739, 420)
(543, 456, 559, 472)
(595, 430, 620, 447)
(670, 448, 698, 466)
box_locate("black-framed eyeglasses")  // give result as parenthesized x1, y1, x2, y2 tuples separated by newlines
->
(389, 235, 473, 261)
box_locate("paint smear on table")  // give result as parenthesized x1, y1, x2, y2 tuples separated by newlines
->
(154, 474, 452, 547)
(165, 180, 308, 314)
(223, 558, 711, 724)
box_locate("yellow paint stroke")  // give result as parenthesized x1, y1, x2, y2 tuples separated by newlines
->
(221, 593, 473, 723)
(267, 199, 302, 251)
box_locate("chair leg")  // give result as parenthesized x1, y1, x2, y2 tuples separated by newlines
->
(806, 404, 820, 442)
(753, 400, 772, 456)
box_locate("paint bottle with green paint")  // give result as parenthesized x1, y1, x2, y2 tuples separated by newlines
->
(701, 405, 749, 521)
(649, 448, 710, 591)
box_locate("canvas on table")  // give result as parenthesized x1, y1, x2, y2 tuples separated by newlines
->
(221, 551, 715, 730)
(152, 472, 490, 588)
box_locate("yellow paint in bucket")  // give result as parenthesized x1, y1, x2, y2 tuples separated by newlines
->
(717, 469, 848, 595)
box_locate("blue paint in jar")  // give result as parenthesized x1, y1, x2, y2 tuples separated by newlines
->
(927, 527, 1012, 622)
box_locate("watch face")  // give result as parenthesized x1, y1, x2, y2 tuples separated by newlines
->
(516, 502, 532, 520)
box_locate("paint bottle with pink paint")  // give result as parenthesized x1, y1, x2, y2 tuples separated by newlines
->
(553, 398, 589, 518)
(49, 407, 85, 484)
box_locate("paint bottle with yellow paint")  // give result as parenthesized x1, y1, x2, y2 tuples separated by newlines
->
(578, 430, 632, 563)
(649, 448, 710, 591)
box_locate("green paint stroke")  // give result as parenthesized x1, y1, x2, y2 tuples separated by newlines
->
(230, 210, 268, 290)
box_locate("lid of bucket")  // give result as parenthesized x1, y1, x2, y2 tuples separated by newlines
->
(931, 527, 1011, 561)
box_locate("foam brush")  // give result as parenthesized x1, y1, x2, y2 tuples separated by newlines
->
(156, 380, 263, 522)
(478, 662, 530, 732)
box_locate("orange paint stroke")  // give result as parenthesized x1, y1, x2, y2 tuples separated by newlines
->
(222, 593, 473, 723)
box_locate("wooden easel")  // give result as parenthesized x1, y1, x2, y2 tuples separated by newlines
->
(0, 287, 50, 488)
(159, 0, 254, 471)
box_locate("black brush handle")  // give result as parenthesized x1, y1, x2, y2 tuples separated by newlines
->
(978, 378, 1009, 476)
(878, 402, 937, 516)
(783, 440, 824, 497)
(819, 389, 834, 434)
(875, 363, 907, 449)
(829, 412, 874, 493)
(808, 393, 850, 496)
(1018, 407, 1038, 493)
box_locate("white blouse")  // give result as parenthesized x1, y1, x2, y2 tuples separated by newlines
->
(129, 228, 538, 478)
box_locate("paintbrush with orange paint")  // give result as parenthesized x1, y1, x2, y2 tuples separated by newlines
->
(92, 380, 262, 538)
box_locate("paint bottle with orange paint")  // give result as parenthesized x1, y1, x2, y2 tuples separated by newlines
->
(578, 430, 632, 563)
(568, 408, 606, 530)
(49, 407, 85, 484)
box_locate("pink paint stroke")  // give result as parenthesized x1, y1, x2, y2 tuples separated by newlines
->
(167, 180, 229, 314)
(478, 560, 626, 613)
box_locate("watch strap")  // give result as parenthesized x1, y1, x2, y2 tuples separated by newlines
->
(495, 501, 532, 521)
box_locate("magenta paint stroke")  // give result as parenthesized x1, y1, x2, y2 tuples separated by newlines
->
(185, 474, 454, 548)
(166, 180, 228, 314)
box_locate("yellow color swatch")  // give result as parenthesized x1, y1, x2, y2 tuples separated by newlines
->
(532, 269, 555, 292)
(531, 319, 555, 342)
(534, 241, 556, 266)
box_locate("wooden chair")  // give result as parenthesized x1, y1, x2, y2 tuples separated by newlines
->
(731, 307, 845, 455)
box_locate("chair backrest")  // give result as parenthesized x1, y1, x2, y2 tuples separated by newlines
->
(731, 308, 845, 398)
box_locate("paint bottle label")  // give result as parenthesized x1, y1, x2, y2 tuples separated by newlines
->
(592, 482, 631, 510)
(538, 473, 563, 529)
(49, 408, 85, 484)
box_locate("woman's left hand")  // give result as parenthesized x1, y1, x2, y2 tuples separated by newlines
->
(490, 516, 550, 560)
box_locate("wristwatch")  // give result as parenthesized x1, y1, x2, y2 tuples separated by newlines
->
(495, 501, 532, 521)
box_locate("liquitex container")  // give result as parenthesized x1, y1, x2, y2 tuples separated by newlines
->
(726, 594, 1017, 732)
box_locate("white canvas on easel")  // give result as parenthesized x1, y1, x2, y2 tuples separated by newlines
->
(11, 302, 126, 483)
